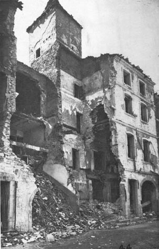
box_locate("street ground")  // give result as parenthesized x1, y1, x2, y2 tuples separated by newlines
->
(5, 220, 159, 249)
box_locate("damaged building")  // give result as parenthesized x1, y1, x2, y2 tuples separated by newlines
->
(0, 0, 159, 232)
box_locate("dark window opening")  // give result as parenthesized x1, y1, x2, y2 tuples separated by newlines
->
(36, 48, 40, 58)
(141, 103, 148, 122)
(72, 148, 79, 170)
(125, 95, 133, 114)
(76, 112, 82, 133)
(10, 135, 23, 143)
(94, 151, 105, 170)
(21, 155, 28, 164)
(91, 104, 108, 124)
(143, 140, 150, 162)
(16, 73, 41, 116)
(74, 84, 83, 99)
(127, 134, 135, 159)
(139, 81, 146, 96)
(123, 70, 131, 86)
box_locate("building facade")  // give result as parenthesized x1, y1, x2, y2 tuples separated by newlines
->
(1, 0, 159, 232)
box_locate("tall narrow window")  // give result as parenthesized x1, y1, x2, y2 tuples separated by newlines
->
(123, 70, 131, 86)
(74, 84, 83, 99)
(127, 134, 135, 159)
(125, 95, 133, 114)
(72, 148, 79, 170)
(141, 103, 148, 122)
(76, 112, 82, 133)
(139, 81, 146, 96)
(143, 140, 150, 162)
(36, 48, 40, 58)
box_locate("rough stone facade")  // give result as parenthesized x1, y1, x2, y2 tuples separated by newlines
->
(1, 0, 159, 232)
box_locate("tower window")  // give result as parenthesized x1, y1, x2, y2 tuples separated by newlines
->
(143, 140, 150, 162)
(36, 48, 40, 58)
(74, 84, 83, 99)
(125, 94, 133, 114)
(127, 134, 135, 159)
(139, 81, 146, 96)
(141, 103, 148, 122)
(72, 148, 79, 170)
(123, 70, 131, 86)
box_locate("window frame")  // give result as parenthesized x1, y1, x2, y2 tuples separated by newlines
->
(143, 139, 151, 162)
(141, 102, 148, 123)
(74, 84, 83, 100)
(124, 94, 133, 115)
(123, 69, 131, 87)
(127, 133, 135, 159)
(76, 111, 82, 133)
(36, 48, 40, 58)
(72, 148, 79, 170)
(139, 80, 146, 97)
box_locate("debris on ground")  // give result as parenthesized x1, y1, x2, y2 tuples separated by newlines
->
(1, 171, 157, 247)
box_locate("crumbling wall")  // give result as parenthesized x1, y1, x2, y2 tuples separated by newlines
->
(0, 0, 38, 232)
(81, 55, 123, 204)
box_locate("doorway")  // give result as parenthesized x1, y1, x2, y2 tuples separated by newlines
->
(142, 181, 157, 213)
(1, 181, 10, 231)
(129, 179, 138, 215)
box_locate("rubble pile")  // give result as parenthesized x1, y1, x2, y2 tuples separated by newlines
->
(1, 172, 122, 247)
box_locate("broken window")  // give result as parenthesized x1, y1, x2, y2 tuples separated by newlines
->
(94, 151, 105, 170)
(123, 70, 131, 86)
(36, 48, 40, 58)
(143, 140, 150, 162)
(139, 81, 146, 96)
(141, 103, 148, 122)
(127, 134, 135, 159)
(72, 148, 79, 170)
(74, 84, 83, 99)
(76, 112, 82, 133)
(125, 94, 133, 114)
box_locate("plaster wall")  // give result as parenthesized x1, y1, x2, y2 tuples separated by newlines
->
(28, 12, 56, 65)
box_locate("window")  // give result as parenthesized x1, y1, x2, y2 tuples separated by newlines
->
(74, 84, 83, 99)
(76, 112, 82, 133)
(141, 103, 148, 122)
(127, 134, 135, 159)
(72, 148, 79, 170)
(125, 94, 133, 114)
(139, 81, 146, 96)
(36, 48, 40, 58)
(123, 70, 131, 86)
(143, 140, 150, 162)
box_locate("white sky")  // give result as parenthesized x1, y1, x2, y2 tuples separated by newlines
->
(15, 0, 159, 91)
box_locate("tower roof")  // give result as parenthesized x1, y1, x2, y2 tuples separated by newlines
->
(27, 0, 82, 33)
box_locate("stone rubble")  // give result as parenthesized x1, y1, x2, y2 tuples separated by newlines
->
(1, 171, 157, 247)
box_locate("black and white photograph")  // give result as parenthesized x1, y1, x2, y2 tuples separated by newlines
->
(0, 0, 159, 248)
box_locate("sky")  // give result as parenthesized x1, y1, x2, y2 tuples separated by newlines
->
(14, 0, 159, 91)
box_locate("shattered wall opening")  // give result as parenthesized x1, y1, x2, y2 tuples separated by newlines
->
(141, 181, 157, 214)
(90, 104, 120, 203)
(16, 72, 41, 116)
